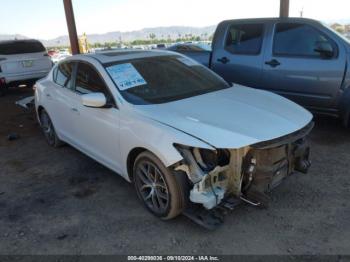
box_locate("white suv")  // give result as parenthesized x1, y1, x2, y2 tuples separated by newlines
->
(0, 39, 53, 95)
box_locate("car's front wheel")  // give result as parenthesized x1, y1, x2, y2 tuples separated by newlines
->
(39, 109, 64, 148)
(133, 151, 186, 220)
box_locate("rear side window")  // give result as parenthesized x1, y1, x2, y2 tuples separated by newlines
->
(225, 23, 264, 55)
(0, 41, 46, 55)
(175, 45, 207, 52)
(54, 62, 74, 88)
(273, 23, 336, 58)
(75, 63, 109, 96)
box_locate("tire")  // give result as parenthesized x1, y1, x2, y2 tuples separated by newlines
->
(345, 111, 350, 128)
(133, 151, 186, 220)
(39, 109, 64, 148)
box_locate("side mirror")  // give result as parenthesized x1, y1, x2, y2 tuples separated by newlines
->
(81, 92, 107, 108)
(314, 41, 334, 58)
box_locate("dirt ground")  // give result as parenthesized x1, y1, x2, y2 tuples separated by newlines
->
(0, 87, 349, 256)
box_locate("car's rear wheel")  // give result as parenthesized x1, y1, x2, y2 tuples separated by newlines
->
(40, 109, 64, 148)
(133, 151, 185, 220)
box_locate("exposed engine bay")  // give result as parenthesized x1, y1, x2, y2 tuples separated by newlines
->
(173, 122, 314, 214)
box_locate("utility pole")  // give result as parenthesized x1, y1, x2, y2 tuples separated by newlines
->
(63, 0, 80, 54)
(280, 0, 290, 18)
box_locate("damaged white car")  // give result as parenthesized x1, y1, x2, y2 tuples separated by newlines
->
(35, 50, 313, 228)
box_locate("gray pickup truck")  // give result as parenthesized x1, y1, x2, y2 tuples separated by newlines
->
(173, 18, 350, 126)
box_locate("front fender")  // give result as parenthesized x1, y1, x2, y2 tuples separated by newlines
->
(339, 86, 350, 126)
(119, 111, 215, 180)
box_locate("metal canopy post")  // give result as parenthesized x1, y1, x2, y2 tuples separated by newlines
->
(63, 0, 80, 54)
(279, 0, 290, 18)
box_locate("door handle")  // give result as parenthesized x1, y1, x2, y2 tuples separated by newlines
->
(265, 59, 281, 68)
(46, 94, 52, 99)
(70, 108, 79, 113)
(217, 57, 230, 64)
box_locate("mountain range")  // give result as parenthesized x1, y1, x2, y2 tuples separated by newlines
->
(0, 25, 217, 47)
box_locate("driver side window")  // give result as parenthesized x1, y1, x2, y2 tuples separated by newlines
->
(273, 23, 337, 58)
(75, 62, 109, 96)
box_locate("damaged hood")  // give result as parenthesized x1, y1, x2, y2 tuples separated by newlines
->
(134, 85, 313, 149)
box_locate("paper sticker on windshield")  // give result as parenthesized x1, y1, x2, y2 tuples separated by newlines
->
(177, 57, 198, 66)
(106, 63, 146, 90)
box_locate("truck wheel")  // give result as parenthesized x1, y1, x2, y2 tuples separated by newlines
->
(345, 111, 350, 128)
(133, 151, 186, 220)
(39, 109, 64, 148)
(342, 110, 350, 128)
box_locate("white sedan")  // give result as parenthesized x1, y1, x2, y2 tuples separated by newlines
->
(35, 50, 313, 225)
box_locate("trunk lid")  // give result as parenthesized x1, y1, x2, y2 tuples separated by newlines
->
(0, 52, 51, 74)
(0, 40, 51, 75)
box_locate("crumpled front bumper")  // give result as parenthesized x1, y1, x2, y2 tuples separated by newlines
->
(243, 121, 313, 200)
(175, 121, 314, 210)
(175, 122, 314, 229)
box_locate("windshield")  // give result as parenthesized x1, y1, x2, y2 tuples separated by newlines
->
(0, 40, 46, 55)
(104, 55, 229, 105)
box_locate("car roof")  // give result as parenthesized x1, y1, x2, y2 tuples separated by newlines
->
(221, 17, 322, 25)
(0, 39, 43, 44)
(77, 50, 178, 64)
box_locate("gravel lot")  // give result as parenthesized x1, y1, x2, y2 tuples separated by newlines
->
(0, 87, 349, 256)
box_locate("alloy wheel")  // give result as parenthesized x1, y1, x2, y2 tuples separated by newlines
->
(135, 160, 170, 214)
(41, 112, 55, 145)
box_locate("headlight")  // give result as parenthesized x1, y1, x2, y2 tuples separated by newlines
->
(174, 144, 230, 172)
(195, 148, 230, 171)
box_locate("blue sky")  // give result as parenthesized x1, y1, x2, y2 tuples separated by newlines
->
(2, 0, 350, 39)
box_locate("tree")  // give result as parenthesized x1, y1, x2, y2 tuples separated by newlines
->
(149, 33, 156, 40)
(204, 32, 208, 40)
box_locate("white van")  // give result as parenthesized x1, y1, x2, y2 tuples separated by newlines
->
(0, 39, 53, 95)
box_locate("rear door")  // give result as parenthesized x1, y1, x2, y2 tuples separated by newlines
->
(45, 61, 78, 143)
(0, 41, 52, 75)
(261, 22, 346, 108)
(211, 22, 266, 87)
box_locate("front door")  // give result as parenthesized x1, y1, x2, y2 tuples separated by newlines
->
(71, 61, 121, 173)
(262, 22, 346, 108)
